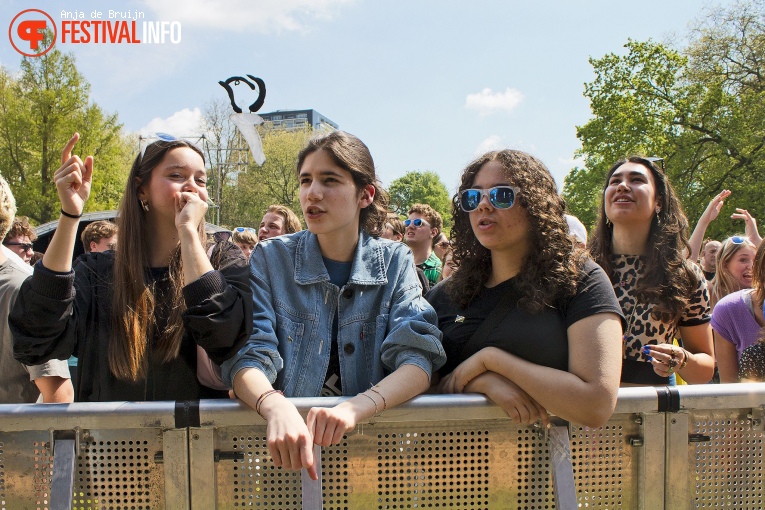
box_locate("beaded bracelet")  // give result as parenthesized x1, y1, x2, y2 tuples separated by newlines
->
(255, 389, 284, 417)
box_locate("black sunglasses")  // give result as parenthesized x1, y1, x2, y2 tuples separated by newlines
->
(4, 241, 33, 251)
(646, 157, 665, 172)
(459, 186, 519, 212)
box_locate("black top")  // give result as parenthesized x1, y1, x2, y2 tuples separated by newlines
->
(427, 259, 623, 376)
(11, 245, 252, 402)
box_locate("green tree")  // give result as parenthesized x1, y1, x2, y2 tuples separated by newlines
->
(0, 42, 131, 224)
(220, 125, 312, 228)
(388, 171, 452, 227)
(563, 1, 765, 240)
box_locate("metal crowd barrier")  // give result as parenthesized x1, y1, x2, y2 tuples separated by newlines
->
(0, 384, 763, 509)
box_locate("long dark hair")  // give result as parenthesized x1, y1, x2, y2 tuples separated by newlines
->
(296, 131, 389, 236)
(110, 139, 207, 381)
(590, 156, 698, 323)
(445, 150, 584, 311)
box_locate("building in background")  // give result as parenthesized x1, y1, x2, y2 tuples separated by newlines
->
(259, 109, 338, 131)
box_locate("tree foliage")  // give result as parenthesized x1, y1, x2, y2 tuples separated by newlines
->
(0, 42, 131, 224)
(218, 125, 313, 228)
(388, 171, 452, 227)
(563, 1, 765, 241)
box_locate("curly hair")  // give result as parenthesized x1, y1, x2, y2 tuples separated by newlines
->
(0, 175, 17, 239)
(4, 216, 37, 243)
(81, 220, 118, 252)
(408, 203, 443, 236)
(589, 156, 698, 324)
(444, 150, 584, 312)
(296, 131, 389, 236)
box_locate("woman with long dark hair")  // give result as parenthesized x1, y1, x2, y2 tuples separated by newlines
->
(429, 150, 623, 428)
(12, 133, 252, 401)
(590, 156, 714, 385)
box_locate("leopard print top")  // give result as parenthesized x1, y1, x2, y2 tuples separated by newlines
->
(612, 255, 711, 361)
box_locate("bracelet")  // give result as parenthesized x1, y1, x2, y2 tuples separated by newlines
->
(360, 392, 378, 417)
(60, 208, 82, 219)
(368, 386, 387, 414)
(255, 389, 283, 417)
(679, 348, 690, 370)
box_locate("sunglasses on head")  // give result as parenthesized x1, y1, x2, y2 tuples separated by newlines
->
(729, 236, 746, 245)
(4, 241, 33, 251)
(139, 132, 179, 162)
(405, 218, 430, 228)
(234, 227, 256, 233)
(459, 186, 519, 212)
(645, 156, 665, 172)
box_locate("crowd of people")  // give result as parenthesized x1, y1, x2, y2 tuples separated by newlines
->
(1, 129, 763, 478)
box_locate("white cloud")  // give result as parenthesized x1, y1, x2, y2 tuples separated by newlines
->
(139, 108, 205, 136)
(465, 87, 524, 116)
(140, 0, 354, 33)
(474, 135, 506, 156)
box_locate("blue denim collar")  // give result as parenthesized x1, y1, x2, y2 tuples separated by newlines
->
(294, 230, 388, 286)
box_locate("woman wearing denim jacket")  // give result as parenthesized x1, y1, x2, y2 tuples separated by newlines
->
(220, 131, 446, 480)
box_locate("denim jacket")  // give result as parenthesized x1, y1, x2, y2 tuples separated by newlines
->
(220, 230, 446, 397)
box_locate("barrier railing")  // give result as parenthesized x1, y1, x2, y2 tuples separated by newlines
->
(0, 384, 763, 509)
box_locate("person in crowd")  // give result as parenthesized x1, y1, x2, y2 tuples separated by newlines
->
(11, 133, 252, 401)
(739, 330, 765, 382)
(220, 131, 445, 479)
(438, 246, 457, 281)
(688, 189, 761, 274)
(3, 216, 37, 265)
(709, 235, 757, 309)
(381, 217, 405, 242)
(699, 239, 722, 281)
(0, 174, 73, 404)
(405, 203, 443, 287)
(232, 227, 257, 259)
(590, 156, 714, 386)
(428, 150, 623, 428)
(258, 204, 301, 242)
(29, 251, 44, 265)
(565, 214, 588, 248)
(433, 232, 450, 262)
(382, 216, 430, 292)
(711, 240, 765, 382)
(81, 220, 118, 253)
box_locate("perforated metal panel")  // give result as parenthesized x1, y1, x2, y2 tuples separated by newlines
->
(571, 419, 637, 509)
(690, 410, 765, 509)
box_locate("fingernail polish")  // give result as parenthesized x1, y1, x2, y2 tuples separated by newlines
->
(646, 355, 653, 362)
(641, 346, 650, 353)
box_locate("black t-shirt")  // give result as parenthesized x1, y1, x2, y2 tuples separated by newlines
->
(703, 269, 715, 281)
(322, 257, 353, 397)
(427, 259, 623, 376)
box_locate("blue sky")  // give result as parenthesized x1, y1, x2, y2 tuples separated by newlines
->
(2, 0, 726, 194)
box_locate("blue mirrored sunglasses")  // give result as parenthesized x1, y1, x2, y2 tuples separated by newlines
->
(234, 227, 256, 233)
(459, 186, 519, 212)
(730, 236, 746, 244)
(404, 218, 430, 228)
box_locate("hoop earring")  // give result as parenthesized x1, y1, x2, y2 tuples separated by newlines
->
(140, 200, 150, 212)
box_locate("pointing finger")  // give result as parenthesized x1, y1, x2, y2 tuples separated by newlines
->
(61, 133, 80, 165)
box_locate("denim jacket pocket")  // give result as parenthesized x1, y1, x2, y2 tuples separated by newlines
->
(276, 313, 306, 385)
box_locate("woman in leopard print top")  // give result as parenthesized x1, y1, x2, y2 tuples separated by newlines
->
(590, 157, 714, 386)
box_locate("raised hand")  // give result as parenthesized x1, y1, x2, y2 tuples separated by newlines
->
(55, 133, 93, 216)
(731, 208, 762, 246)
(700, 189, 731, 225)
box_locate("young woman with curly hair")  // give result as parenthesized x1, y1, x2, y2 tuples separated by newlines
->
(221, 131, 445, 479)
(428, 150, 623, 428)
(590, 156, 714, 386)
